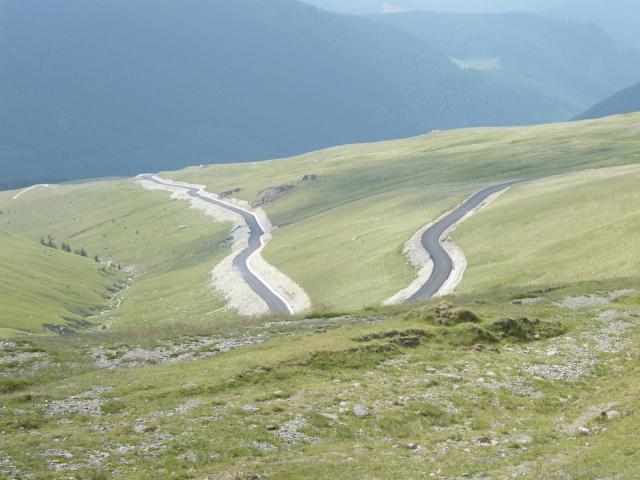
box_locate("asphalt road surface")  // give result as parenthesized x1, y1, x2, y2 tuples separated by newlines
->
(142, 175, 291, 315)
(407, 180, 523, 302)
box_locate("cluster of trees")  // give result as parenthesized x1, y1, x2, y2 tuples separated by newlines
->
(40, 234, 89, 259)
(40, 234, 125, 271)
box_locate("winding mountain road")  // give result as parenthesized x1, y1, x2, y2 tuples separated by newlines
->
(407, 180, 523, 302)
(141, 175, 292, 315)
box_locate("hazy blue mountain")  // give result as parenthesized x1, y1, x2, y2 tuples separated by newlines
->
(377, 11, 640, 106)
(574, 81, 640, 121)
(302, 1, 564, 14)
(0, 0, 586, 188)
(305, 0, 640, 51)
(544, 0, 640, 50)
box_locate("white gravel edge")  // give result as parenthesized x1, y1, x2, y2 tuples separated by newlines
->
(136, 176, 311, 316)
(12, 184, 50, 200)
(384, 187, 510, 305)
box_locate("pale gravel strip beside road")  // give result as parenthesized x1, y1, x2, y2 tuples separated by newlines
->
(436, 188, 508, 297)
(12, 184, 49, 200)
(247, 239, 312, 313)
(136, 176, 311, 316)
(385, 186, 510, 305)
(383, 221, 435, 306)
(136, 177, 268, 316)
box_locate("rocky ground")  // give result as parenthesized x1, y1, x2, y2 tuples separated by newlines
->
(1, 285, 639, 478)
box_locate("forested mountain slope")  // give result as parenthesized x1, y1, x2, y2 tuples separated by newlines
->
(544, 0, 640, 50)
(377, 11, 640, 107)
(574, 82, 640, 120)
(0, 0, 587, 188)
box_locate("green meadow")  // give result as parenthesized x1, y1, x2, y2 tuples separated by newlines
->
(1, 114, 640, 478)
(0, 180, 232, 334)
(170, 113, 640, 310)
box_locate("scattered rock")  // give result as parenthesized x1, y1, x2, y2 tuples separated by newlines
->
(42, 324, 75, 336)
(602, 409, 620, 421)
(523, 358, 594, 382)
(219, 188, 241, 198)
(275, 416, 311, 443)
(253, 184, 293, 206)
(479, 376, 539, 397)
(438, 373, 462, 382)
(254, 441, 277, 452)
(89, 332, 267, 369)
(514, 435, 532, 446)
(608, 289, 637, 300)
(0, 455, 33, 480)
(353, 405, 369, 418)
(43, 449, 74, 459)
(242, 404, 260, 414)
(556, 295, 609, 310)
(0, 343, 50, 377)
(173, 400, 200, 415)
(512, 297, 544, 305)
(45, 387, 112, 417)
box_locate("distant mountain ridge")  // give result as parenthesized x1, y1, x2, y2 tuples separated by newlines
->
(574, 81, 640, 121)
(544, 0, 640, 50)
(302, 0, 565, 14)
(0, 0, 598, 189)
(305, 0, 640, 50)
(376, 11, 640, 106)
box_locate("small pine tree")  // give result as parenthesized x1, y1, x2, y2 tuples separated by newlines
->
(40, 237, 46, 246)
(94, 254, 100, 262)
(61, 242, 71, 253)
(79, 247, 88, 257)
(46, 234, 57, 249)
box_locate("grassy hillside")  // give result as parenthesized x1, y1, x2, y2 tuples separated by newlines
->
(0, 231, 124, 337)
(170, 113, 640, 310)
(455, 165, 640, 293)
(575, 81, 640, 120)
(2, 108, 640, 477)
(2, 115, 639, 324)
(0, 180, 233, 330)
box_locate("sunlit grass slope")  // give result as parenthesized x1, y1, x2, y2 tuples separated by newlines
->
(170, 114, 640, 309)
(455, 164, 640, 293)
(0, 180, 232, 329)
(0, 231, 124, 336)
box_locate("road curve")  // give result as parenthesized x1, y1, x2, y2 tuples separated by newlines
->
(141, 175, 292, 316)
(406, 180, 523, 303)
